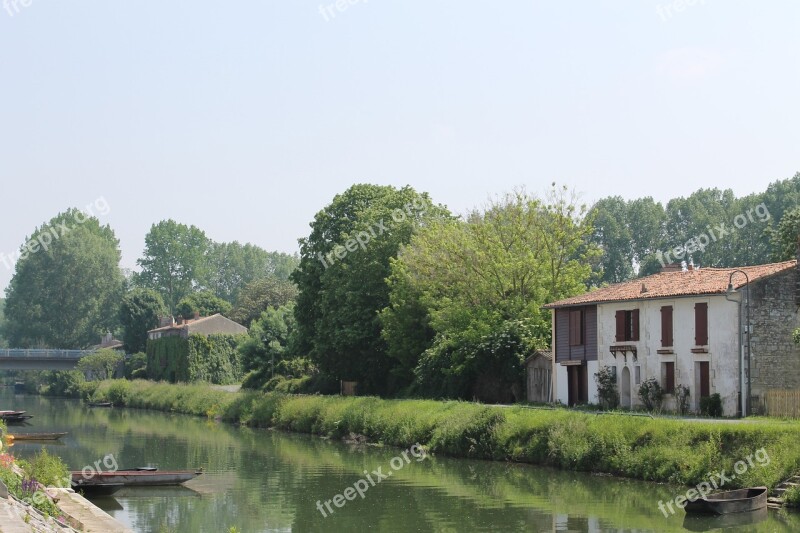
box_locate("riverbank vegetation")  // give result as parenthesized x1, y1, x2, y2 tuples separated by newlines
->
(0, 438, 70, 520)
(55, 379, 800, 491)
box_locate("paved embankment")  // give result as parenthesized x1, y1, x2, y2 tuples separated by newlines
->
(0, 489, 130, 533)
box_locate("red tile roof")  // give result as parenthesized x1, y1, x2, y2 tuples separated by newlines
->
(147, 314, 219, 333)
(544, 260, 797, 309)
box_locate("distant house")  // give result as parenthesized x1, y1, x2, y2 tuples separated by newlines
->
(92, 332, 124, 351)
(525, 350, 552, 403)
(147, 313, 247, 340)
(544, 259, 799, 416)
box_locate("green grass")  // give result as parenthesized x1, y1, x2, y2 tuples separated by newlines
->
(87, 379, 800, 491)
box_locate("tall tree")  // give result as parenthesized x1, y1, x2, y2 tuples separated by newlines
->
(135, 220, 211, 312)
(228, 276, 298, 328)
(587, 197, 633, 284)
(291, 184, 450, 394)
(201, 242, 298, 304)
(4, 208, 124, 348)
(769, 206, 800, 261)
(119, 288, 167, 353)
(175, 290, 232, 319)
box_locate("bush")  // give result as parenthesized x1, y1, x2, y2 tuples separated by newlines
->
(675, 385, 691, 416)
(594, 366, 619, 409)
(77, 348, 124, 381)
(785, 485, 800, 508)
(22, 449, 70, 487)
(638, 379, 664, 412)
(125, 352, 148, 379)
(700, 393, 723, 417)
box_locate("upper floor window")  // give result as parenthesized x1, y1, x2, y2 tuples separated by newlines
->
(569, 309, 584, 346)
(615, 309, 639, 342)
(695, 302, 708, 346)
(661, 306, 674, 347)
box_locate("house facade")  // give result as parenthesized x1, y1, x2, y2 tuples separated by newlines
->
(544, 260, 799, 416)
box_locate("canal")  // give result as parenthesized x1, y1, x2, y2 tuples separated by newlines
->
(3, 390, 798, 532)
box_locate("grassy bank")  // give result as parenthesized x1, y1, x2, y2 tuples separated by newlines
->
(84, 379, 800, 491)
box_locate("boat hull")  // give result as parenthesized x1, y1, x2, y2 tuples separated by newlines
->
(71, 470, 203, 488)
(684, 486, 768, 515)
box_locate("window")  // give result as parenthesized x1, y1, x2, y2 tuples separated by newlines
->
(615, 310, 640, 342)
(569, 309, 584, 346)
(635, 365, 641, 385)
(660, 306, 673, 347)
(695, 303, 708, 346)
(662, 362, 675, 393)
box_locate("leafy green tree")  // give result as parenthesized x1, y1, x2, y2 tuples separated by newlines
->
(77, 348, 124, 380)
(119, 288, 167, 353)
(228, 276, 299, 327)
(135, 220, 211, 312)
(238, 303, 297, 389)
(201, 242, 298, 304)
(769, 206, 800, 261)
(0, 298, 7, 348)
(175, 290, 232, 319)
(383, 187, 597, 399)
(587, 197, 634, 284)
(4, 209, 124, 348)
(292, 184, 450, 394)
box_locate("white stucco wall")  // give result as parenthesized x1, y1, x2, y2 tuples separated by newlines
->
(597, 295, 740, 415)
(555, 363, 569, 405)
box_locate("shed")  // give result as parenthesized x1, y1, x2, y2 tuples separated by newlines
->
(525, 350, 553, 403)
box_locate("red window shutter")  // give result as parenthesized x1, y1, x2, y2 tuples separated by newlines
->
(615, 310, 625, 342)
(661, 306, 673, 347)
(665, 362, 675, 393)
(631, 310, 640, 341)
(695, 303, 708, 346)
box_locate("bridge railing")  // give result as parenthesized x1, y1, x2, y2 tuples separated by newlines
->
(0, 349, 96, 359)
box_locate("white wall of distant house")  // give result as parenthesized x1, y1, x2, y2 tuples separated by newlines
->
(597, 295, 740, 415)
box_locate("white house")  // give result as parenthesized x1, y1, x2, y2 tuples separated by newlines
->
(544, 260, 799, 416)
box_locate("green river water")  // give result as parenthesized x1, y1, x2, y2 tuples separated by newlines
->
(2, 390, 798, 532)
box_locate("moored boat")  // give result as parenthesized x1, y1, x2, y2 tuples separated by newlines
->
(71, 469, 203, 490)
(684, 486, 768, 515)
(86, 401, 113, 407)
(6, 432, 68, 441)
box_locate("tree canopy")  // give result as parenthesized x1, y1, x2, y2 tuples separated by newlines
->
(3, 209, 124, 348)
(119, 288, 167, 353)
(228, 276, 299, 328)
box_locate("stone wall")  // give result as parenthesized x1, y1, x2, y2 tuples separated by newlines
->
(749, 267, 800, 405)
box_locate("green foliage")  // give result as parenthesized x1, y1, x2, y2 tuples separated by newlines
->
(125, 351, 148, 379)
(770, 206, 800, 261)
(238, 303, 299, 390)
(3, 208, 124, 348)
(638, 379, 664, 412)
(22, 449, 70, 488)
(385, 186, 595, 400)
(700, 393, 723, 417)
(675, 384, 691, 415)
(119, 288, 167, 353)
(41, 370, 87, 397)
(794, 328, 800, 346)
(594, 366, 619, 409)
(176, 290, 232, 319)
(146, 334, 243, 384)
(201, 241, 298, 304)
(135, 219, 212, 313)
(0, 298, 7, 348)
(292, 184, 450, 395)
(146, 336, 188, 382)
(77, 348, 124, 381)
(785, 485, 800, 508)
(228, 277, 298, 327)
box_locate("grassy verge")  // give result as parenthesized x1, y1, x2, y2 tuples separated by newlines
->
(84, 379, 800, 490)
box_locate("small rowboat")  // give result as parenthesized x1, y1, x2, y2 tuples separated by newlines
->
(6, 432, 68, 441)
(684, 486, 768, 515)
(0, 413, 33, 423)
(86, 401, 113, 408)
(71, 469, 203, 492)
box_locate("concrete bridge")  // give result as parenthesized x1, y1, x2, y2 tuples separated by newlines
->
(0, 348, 97, 370)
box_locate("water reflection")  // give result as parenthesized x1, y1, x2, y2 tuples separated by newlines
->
(3, 390, 798, 532)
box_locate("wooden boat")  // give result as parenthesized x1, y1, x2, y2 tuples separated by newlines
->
(684, 486, 767, 515)
(71, 469, 203, 490)
(6, 432, 68, 441)
(86, 401, 113, 407)
(683, 505, 768, 530)
(73, 483, 125, 496)
(0, 413, 33, 423)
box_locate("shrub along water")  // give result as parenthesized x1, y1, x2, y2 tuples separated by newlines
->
(84, 380, 800, 490)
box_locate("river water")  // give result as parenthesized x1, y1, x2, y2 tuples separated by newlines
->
(2, 390, 798, 532)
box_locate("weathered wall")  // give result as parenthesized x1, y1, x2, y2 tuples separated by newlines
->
(749, 268, 800, 405)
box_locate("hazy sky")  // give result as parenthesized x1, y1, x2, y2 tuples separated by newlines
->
(1, 0, 798, 292)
